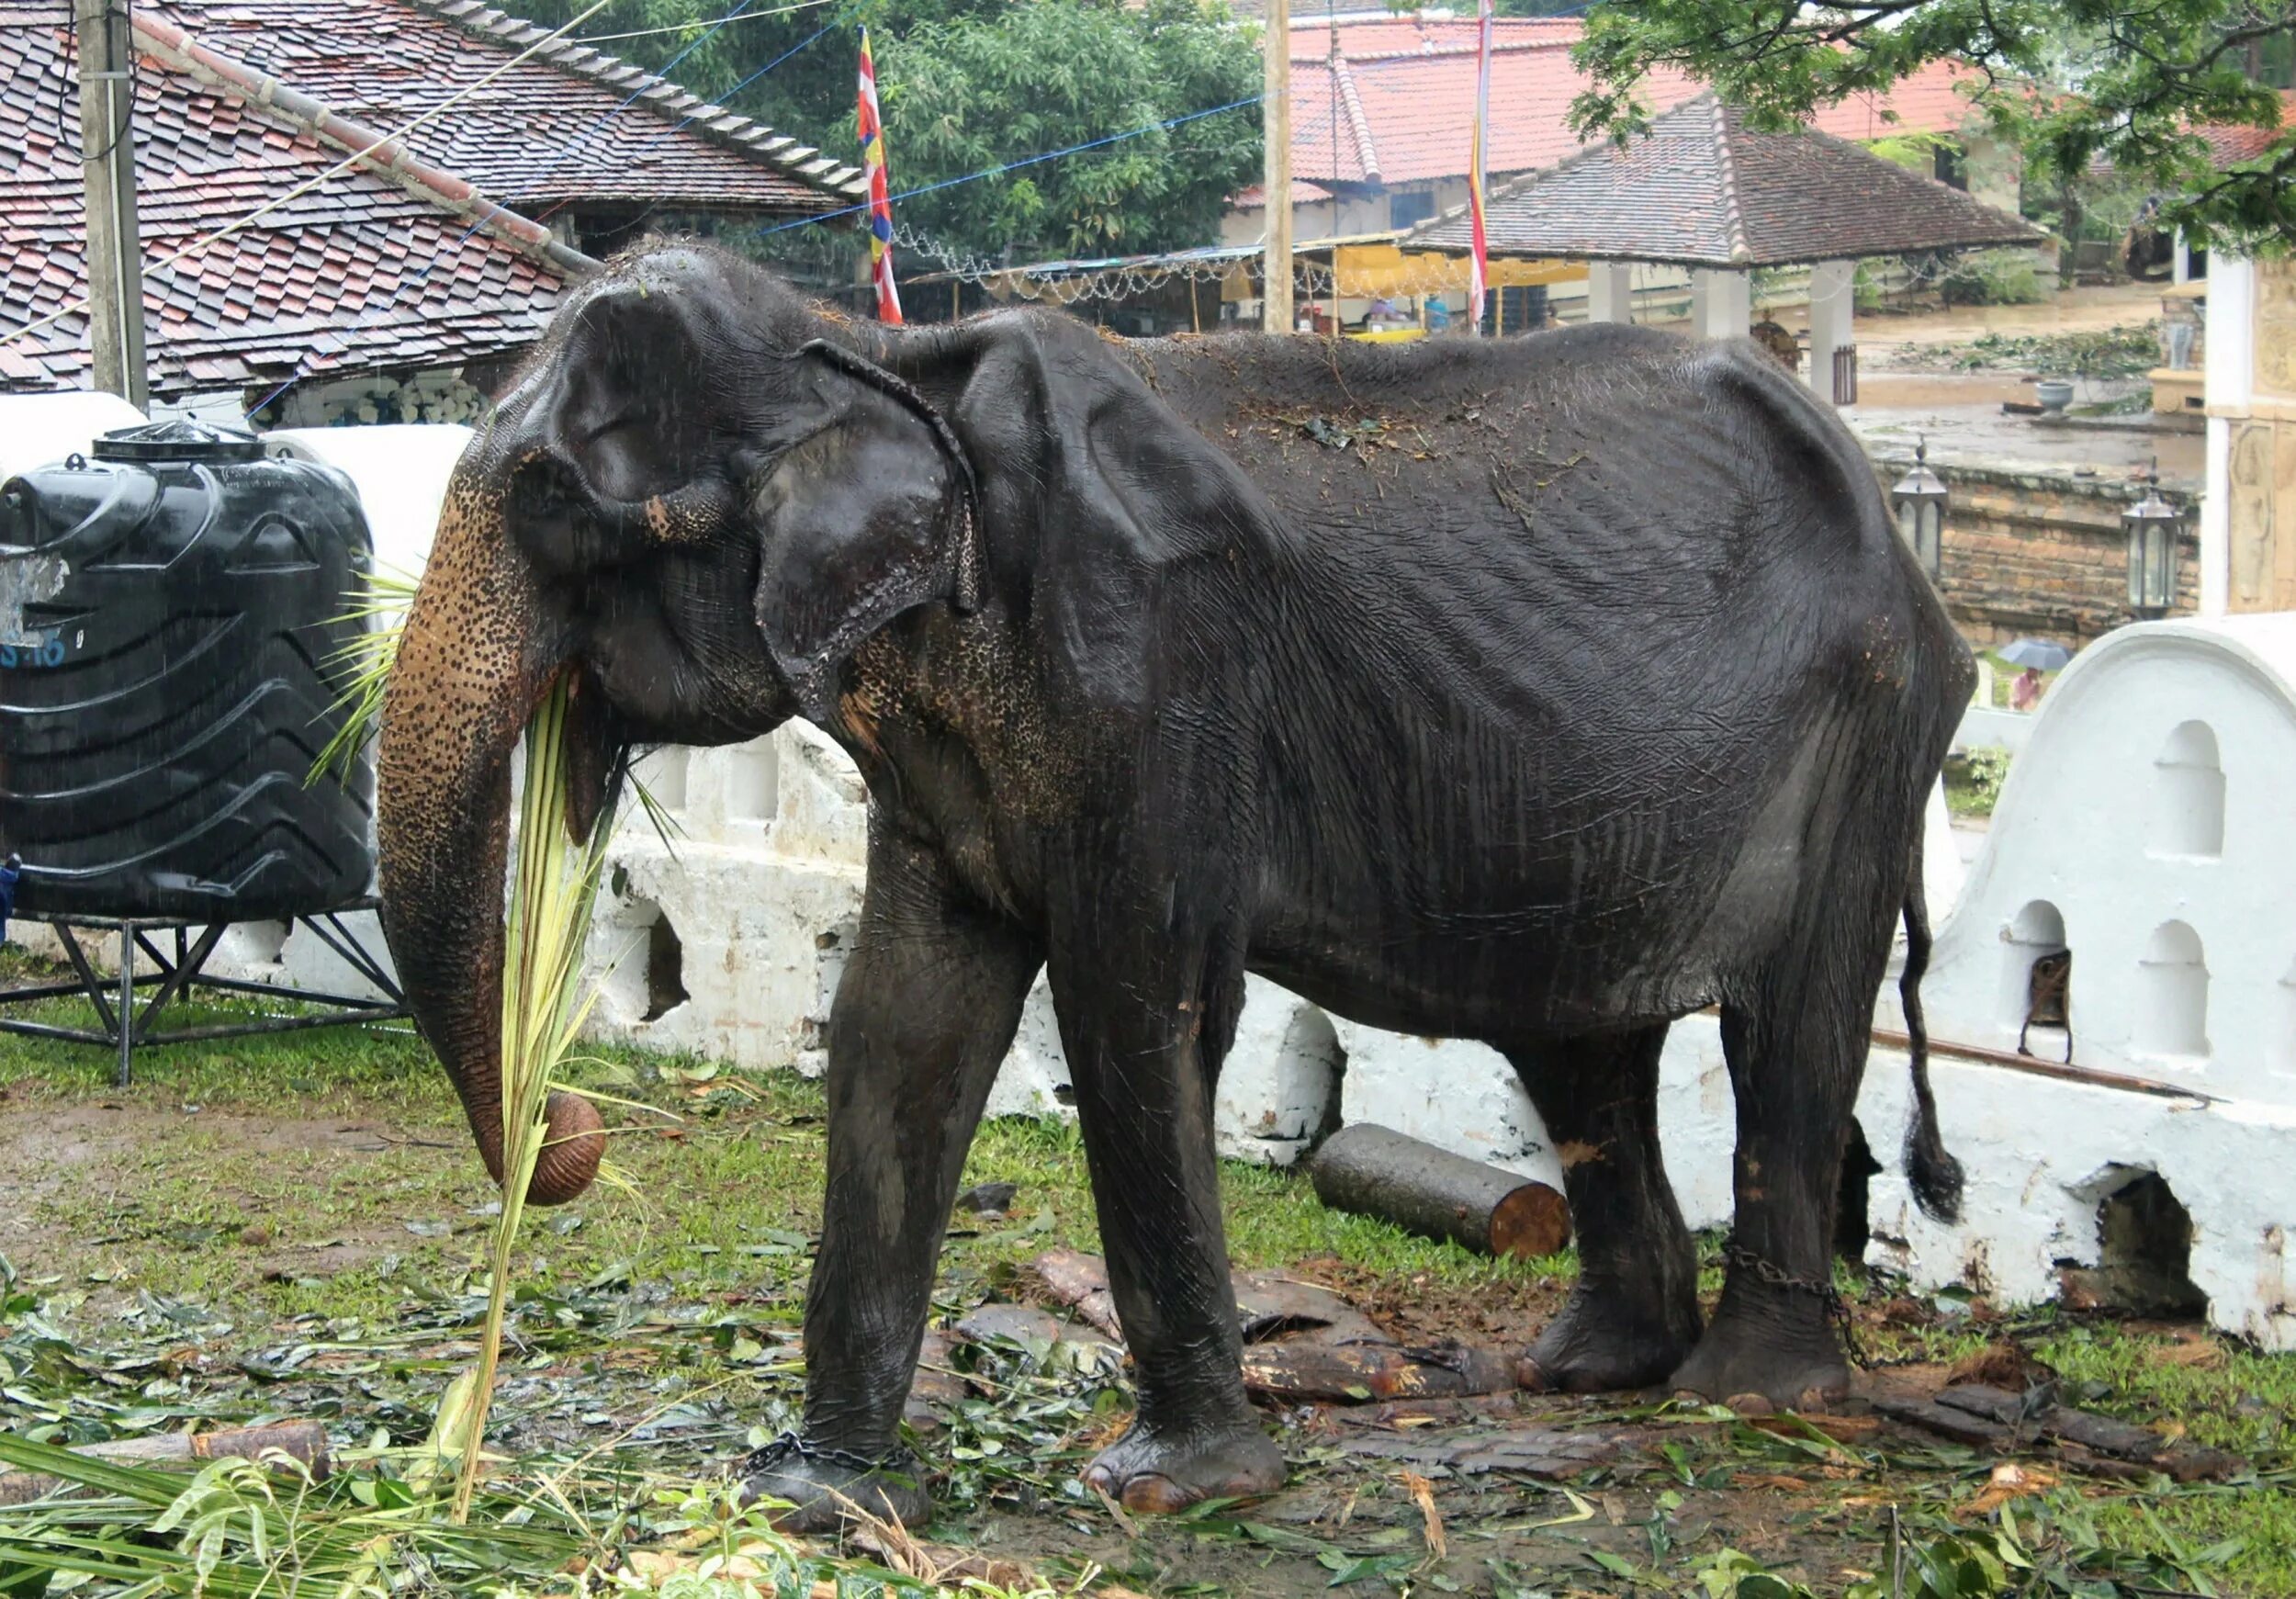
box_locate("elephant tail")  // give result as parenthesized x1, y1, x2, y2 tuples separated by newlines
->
(1899, 830, 1965, 1224)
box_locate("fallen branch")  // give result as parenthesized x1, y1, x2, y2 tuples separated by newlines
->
(1240, 1339, 1517, 1402)
(0, 1420, 331, 1507)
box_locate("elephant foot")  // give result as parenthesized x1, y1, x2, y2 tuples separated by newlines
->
(1667, 1314, 1851, 1412)
(738, 1436, 930, 1533)
(1517, 1282, 1701, 1394)
(1080, 1419, 1285, 1515)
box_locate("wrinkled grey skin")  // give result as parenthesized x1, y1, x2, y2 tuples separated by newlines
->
(376, 242, 1972, 1532)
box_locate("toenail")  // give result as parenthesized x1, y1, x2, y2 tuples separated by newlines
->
(1120, 1473, 1194, 1515)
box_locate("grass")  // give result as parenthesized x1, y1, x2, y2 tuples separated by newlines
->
(4, 982, 2295, 1595)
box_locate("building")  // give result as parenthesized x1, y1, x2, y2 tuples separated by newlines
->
(1225, 14, 2024, 254)
(2192, 94, 2296, 616)
(0, 0, 856, 421)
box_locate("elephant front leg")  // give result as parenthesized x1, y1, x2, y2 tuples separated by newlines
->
(1048, 914, 1284, 1515)
(743, 839, 1041, 1531)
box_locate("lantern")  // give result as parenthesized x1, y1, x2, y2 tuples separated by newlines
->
(2124, 461, 2180, 619)
(1892, 437, 1946, 580)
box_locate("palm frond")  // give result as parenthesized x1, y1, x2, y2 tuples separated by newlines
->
(306, 565, 421, 788)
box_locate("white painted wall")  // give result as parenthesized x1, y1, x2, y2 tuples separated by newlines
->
(0, 390, 149, 483)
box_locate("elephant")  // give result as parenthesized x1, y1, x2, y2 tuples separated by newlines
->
(376, 241, 1973, 1531)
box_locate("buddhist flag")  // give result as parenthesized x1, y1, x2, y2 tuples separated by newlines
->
(1468, 0, 1492, 333)
(858, 28, 902, 323)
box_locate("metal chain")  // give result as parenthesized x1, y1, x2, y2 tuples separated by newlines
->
(739, 1431, 896, 1479)
(1721, 1240, 1872, 1371)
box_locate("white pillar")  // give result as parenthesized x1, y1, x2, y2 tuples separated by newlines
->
(1806, 258, 1856, 405)
(1692, 267, 1750, 340)
(1586, 261, 1635, 323)
(2172, 228, 2191, 287)
(2200, 255, 2255, 618)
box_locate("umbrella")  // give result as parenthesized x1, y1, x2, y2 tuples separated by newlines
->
(1997, 638, 2072, 671)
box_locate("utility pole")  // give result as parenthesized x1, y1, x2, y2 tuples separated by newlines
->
(1260, 0, 1292, 334)
(75, 0, 148, 408)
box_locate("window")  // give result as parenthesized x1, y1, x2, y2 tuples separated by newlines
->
(2002, 900, 2070, 1061)
(2276, 958, 2296, 1080)
(2135, 921, 2209, 1061)
(2150, 720, 2224, 859)
(1388, 188, 1437, 231)
(635, 746, 689, 812)
(1932, 143, 1968, 191)
(725, 738, 780, 823)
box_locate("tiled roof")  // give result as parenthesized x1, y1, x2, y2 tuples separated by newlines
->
(0, 8, 578, 397)
(1259, 17, 1992, 197)
(1409, 94, 2043, 266)
(2198, 90, 2296, 167)
(142, 0, 863, 209)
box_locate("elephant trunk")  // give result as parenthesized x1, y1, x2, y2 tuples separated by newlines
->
(377, 459, 605, 1207)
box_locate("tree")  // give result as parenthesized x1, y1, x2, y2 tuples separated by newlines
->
(512, 0, 1258, 268)
(881, 0, 1260, 262)
(1569, 0, 2296, 248)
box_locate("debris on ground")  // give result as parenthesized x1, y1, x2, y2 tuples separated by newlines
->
(1874, 1380, 2244, 1481)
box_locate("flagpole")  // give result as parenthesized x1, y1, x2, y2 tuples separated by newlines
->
(1469, 0, 1492, 335)
(858, 27, 903, 323)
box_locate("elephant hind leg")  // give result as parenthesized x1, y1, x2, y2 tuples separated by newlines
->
(1507, 1023, 1701, 1393)
(1669, 816, 1905, 1409)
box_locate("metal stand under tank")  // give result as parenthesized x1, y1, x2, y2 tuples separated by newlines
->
(1, 905, 406, 1086)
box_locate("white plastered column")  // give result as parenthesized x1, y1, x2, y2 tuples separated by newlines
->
(2200, 255, 2256, 618)
(1806, 258, 1856, 406)
(1692, 266, 1751, 340)
(1586, 261, 1635, 323)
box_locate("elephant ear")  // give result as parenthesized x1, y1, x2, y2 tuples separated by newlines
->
(748, 343, 979, 721)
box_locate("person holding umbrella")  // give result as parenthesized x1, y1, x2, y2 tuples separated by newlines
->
(1998, 637, 2071, 712)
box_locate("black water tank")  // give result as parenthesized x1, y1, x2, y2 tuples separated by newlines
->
(0, 420, 375, 921)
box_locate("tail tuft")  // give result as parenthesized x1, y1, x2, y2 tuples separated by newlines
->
(1900, 832, 1964, 1224)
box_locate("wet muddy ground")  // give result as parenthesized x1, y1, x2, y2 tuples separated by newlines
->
(1, 974, 2290, 1595)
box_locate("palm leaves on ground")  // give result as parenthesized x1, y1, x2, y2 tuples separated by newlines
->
(0, 1424, 1041, 1597)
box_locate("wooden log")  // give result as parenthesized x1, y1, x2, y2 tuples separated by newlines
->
(1240, 1340, 1518, 1403)
(0, 1420, 330, 1507)
(1309, 1124, 1570, 1258)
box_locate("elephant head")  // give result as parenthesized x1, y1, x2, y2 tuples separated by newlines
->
(377, 246, 984, 1205)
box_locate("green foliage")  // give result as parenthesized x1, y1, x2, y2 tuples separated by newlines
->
(1947, 322, 2161, 377)
(308, 565, 420, 788)
(1938, 248, 2048, 306)
(1853, 259, 1891, 311)
(510, 0, 1257, 268)
(1867, 129, 1964, 172)
(876, 0, 1261, 260)
(1568, 0, 2296, 250)
(1946, 746, 2013, 816)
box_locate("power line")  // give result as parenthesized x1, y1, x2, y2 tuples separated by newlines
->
(570, 0, 829, 45)
(758, 93, 1267, 237)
